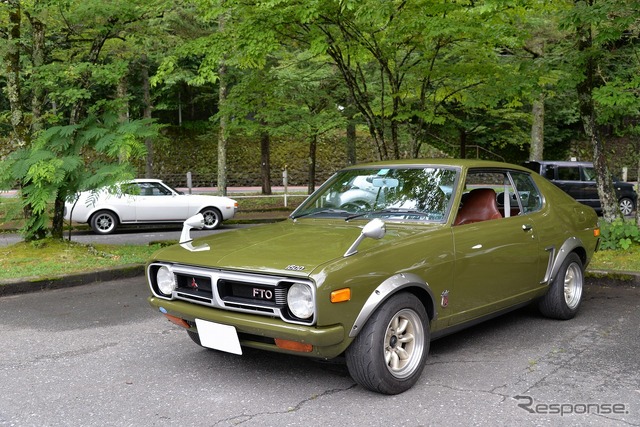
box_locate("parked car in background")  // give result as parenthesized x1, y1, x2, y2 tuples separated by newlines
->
(146, 159, 600, 394)
(65, 179, 237, 234)
(523, 160, 637, 215)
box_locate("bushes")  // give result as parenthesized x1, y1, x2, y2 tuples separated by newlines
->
(599, 219, 640, 250)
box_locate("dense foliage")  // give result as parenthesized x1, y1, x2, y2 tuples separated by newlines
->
(599, 219, 640, 250)
(1, 0, 640, 240)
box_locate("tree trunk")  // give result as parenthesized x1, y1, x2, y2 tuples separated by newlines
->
(29, 14, 46, 134)
(530, 93, 545, 161)
(216, 8, 229, 196)
(117, 77, 129, 123)
(307, 134, 317, 194)
(5, 1, 45, 240)
(459, 128, 467, 159)
(115, 76, 130, 165)
(346, 120, 356, 165)
(260, 131, 272, 195)
(5, 1, 29, 148)
(391, 117, 400, 160)
(141, 54, 154, 178)
(51, 195, 65, 239)
(217, 64, 228, 196)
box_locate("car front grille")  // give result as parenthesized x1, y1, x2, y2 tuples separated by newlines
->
(148, 263, 315, 325)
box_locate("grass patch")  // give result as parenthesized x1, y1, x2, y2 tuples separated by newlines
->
(590, 245, 640, 272)
(0, 239, 161, 281)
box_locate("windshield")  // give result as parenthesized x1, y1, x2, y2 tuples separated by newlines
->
(292, 166, 459, 222)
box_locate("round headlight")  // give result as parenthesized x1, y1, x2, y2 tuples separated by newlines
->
(156, 266, 176, 296)
(287, 283, 314, 319)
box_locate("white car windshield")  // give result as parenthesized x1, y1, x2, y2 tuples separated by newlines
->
(292, 166, 459, 222)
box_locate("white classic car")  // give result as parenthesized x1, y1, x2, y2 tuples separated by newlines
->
(65, 179, 238, 234)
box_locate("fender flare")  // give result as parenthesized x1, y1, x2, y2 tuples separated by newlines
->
(348, 272, 436, 338)
(544, 236, 586, 285)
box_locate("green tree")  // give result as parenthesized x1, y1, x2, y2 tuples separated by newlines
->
(218, 51, 346, 193)
(564, 0, 640, 222)
(195, 0, 552, 162)
(1, 0, 164, 239)
(587, 0, 640, 225)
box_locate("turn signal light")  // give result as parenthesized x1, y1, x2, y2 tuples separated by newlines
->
(274, 339, 313, 353)
(331, 288, 351, 303)
(164, 314, 190, 329)
(594, 228, 600, 237)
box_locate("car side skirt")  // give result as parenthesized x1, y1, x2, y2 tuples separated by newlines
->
(430, 300, 534, 341)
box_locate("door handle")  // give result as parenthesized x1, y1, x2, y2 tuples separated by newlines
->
(522, 224, 533, 232)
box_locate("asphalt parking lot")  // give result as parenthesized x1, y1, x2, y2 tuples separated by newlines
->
(0, 275, 637, 426)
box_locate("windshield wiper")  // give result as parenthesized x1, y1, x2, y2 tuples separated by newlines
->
(292, 208, 351, 219)
(345, 208, 428, 221)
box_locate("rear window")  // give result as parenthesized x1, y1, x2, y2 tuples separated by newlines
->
(557, 167, 580, 181)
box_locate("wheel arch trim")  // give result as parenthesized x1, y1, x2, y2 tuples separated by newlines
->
(348, 273, 436, 338)
(546, 237, 587, 284)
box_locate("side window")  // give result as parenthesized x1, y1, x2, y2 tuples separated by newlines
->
(121, 183, 140, 195)
(510, 172, 543, 214)
(557, 166, 580, 181)
(540, 165, 555, 180)
(150, 183, 172, 195)
(137, 182, 171, 196)
(454, 170, 518, 225)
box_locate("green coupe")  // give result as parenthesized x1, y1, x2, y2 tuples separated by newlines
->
(146, 159, 600, 394)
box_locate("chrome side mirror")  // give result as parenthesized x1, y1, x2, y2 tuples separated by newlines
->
(344, 218, 386, 257)
(179, 213, 205, 244)
(179, 213, 210, 252)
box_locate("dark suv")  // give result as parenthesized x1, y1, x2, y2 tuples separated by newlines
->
(523, 160, 637, 215)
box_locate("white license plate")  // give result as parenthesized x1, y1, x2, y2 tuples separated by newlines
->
(195, 319, 242, 355)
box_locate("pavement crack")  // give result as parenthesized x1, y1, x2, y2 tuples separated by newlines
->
(5, 342, 119, 368)
(212, 383, 358, 426)
(514, 325, 605, 395)
(424, 381, 511, 404)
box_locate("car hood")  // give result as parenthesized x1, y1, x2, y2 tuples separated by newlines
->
(151, 219, 443, 276)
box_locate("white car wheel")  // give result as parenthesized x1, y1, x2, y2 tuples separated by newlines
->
(90, 210, 118, 235)
(619, 198, 634, 216)
(200, 208, 222, 230)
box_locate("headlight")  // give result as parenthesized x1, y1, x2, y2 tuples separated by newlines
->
(156, 266, 176, 296)
(287, 283, 314, 319)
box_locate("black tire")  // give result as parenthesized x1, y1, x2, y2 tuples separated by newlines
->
(200, 207, 222, 230)
(345, 292, 429, 395)
(619, 197, 634, 216)
(539, 252, 584, 320)
(90, 210, 118, 235)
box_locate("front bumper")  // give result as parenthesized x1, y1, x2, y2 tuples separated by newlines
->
(148, 296, 347, 359)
